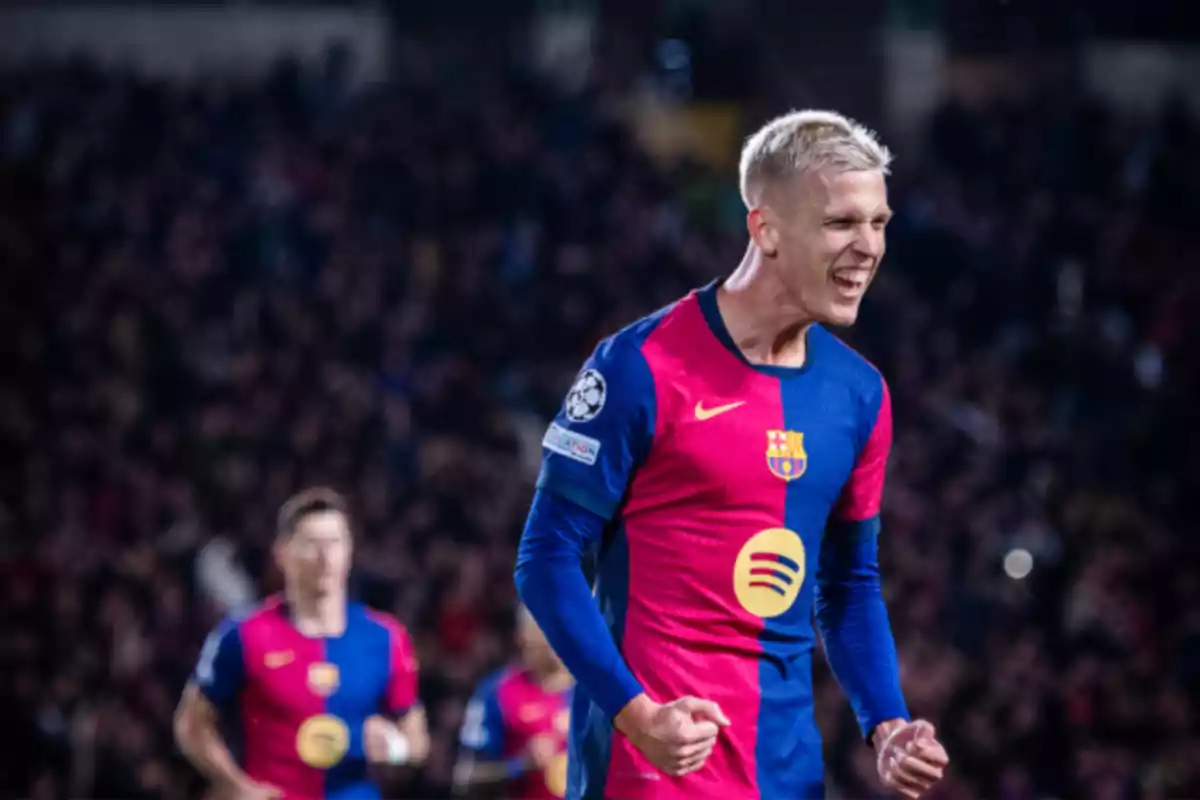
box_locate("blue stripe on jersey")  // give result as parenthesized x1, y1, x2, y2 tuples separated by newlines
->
(324, 609, 391, 800)
(753, 375, 833, 799)
(567, 520, 630, 800)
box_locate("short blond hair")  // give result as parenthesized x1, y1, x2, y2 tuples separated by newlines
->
(738, 109, 893, 209)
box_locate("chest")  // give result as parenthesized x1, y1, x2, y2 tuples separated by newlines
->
(630, 366, 862, 519)
(242, 631, 391, 719)
(500, 686, 570, 746)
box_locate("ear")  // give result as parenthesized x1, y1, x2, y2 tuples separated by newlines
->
(272, 538, 288, 572)
(747, 207, 780, 257)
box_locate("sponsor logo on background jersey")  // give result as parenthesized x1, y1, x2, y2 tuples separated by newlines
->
(296, 714, 349, 769)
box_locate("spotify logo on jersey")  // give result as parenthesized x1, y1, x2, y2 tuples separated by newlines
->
(733, 528, 807, 618)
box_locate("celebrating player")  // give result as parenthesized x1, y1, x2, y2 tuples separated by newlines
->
(515, 110, 949, 799)
(453, 605, 575, 799)
(175, 487, 430, 800)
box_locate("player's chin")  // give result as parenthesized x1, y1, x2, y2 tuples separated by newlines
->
(816, 298, 863, 328)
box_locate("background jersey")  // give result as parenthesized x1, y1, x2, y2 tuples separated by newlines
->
(460, 666, 573, 799)
(192, 596, 418, 800)
(538, 282, 892, 800)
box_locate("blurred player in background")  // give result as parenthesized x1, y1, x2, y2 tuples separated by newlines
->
(516, 110, 949, 799)
(174, 487, 429, 800)
(454, 606, 574, 799)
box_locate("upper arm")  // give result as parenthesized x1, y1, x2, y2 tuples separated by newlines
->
(191, 618, 244, 712)
(537, 336, 656, 521)
(175, 682, 218, 737)
(381, 617, 419, 716)
(831, 377, 892, 532)
(458, 682, 506, 760)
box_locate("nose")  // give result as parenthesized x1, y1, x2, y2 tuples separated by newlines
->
(854, 224, 884, 260)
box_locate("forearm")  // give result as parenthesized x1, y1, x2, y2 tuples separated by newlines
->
(514, 489, 644, 718)
(453, 754, 528, 795)
(815, 519, 909, 739)
(174, 705, 249, 788)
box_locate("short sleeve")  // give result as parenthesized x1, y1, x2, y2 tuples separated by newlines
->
(458, 678, 506, 760)
(537, 335, 656, 520)
(382, 616, 419, 716)
(192, 618, 244, 710)
(832, 377, 892, 530)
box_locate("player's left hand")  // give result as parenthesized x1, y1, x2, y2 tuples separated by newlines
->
(874, 719, 949, 799)
(364, 715, 400, 764)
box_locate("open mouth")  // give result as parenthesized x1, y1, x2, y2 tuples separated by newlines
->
(832, 270, 870, 293)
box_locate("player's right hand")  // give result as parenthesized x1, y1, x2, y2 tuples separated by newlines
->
(615, 694, 730, 777)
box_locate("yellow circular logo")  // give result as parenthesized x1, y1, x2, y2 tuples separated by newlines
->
(295, 714, 350, 769)
(733, 528, 806, 618)
(545, 751, 568, 798)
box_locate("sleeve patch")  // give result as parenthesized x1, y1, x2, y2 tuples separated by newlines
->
(563, 368, 607, 422)
(542, 422, 601, 465)
(459, 697, 490, 749)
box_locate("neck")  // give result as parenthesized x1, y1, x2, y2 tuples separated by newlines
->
(285, 585, 346, 637)
(717, 244, 813, 367)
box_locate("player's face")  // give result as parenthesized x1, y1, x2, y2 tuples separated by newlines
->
(767, 167, 891, 327)
(279, 510, 352, 598)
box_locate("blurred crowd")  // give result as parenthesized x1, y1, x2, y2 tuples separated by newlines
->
(1, 47, 1198, 800)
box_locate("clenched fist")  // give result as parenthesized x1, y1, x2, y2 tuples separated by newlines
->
(874, 719, 949, 798)
(615, 694, 730, 777)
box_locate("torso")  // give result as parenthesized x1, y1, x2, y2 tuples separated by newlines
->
(496, 667, 573, 800)
(237, 599, 398, 800)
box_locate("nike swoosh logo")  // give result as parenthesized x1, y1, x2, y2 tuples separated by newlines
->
(265, 651, 294, 669)
(694, 401, 745, 420)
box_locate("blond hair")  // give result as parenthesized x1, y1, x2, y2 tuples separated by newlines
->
(738, 109, 893, 209)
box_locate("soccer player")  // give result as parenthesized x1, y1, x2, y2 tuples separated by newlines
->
(515, 110, 950, 799)
(175, 487, 430, 800)
(454, 606, 575, 799)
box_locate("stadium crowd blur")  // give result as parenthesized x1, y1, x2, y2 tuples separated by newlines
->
(3, 37, 1199, 800)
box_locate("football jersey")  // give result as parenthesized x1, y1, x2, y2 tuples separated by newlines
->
(538, 281, 893, 799)
(192, 596, 418, 799)
(460, 665, 573, 799)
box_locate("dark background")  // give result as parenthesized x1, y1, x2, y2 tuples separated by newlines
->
(1, 1, 1198, 797)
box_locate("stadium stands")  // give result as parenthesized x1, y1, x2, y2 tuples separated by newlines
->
(2, 53, 1197, 799)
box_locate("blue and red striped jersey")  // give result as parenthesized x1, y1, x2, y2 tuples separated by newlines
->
(459, 665, 574, 799)
(192, 596, 418, 800)
(530, 281, 907, 799)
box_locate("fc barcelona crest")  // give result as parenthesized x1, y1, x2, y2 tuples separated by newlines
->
(766, 430, 807, 481)
(308, 663, 340, 697)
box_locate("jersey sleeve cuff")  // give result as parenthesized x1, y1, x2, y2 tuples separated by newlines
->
(827, 514, 882, 539)
(536, 470, 620, 521)
(596, 670, 646, 721)
(865, 705, 912, 743)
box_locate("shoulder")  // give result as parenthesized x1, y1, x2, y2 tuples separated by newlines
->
(361, 604, 411, 638)
(221, 596, 280, 638)
(360, 605, 416, 658)
(811, 325, 887, 404)
(562, 301, 678, 425)
(472, 666, 515, 703)
(585, 300, 677, 373)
